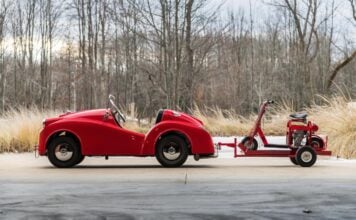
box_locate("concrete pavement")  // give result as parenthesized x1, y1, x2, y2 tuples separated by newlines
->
(0, 153, 355, 219)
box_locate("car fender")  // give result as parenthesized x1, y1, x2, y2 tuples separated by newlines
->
(311, 134, 328, 149)
(39, 120, 84, 155)
(42, 118, 122, 155)
(141, 121, 214, 156)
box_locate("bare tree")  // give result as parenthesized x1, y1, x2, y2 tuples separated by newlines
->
(326, 0, 356, 89)
(0, 0, 11, 111)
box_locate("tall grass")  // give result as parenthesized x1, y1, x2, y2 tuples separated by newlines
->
(193, 102, 293, 136)
(0, 108, 59, 152)
(0, 96, 355, 158)
(307, 96, 356, 158)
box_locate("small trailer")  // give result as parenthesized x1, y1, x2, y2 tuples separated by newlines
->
(217, 100, 332, 167)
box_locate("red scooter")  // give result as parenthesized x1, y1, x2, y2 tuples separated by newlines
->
(218, 100, 332, 167)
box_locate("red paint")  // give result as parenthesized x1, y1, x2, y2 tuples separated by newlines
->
(218, 100, 332, 158)
(38, 109, 215, 157)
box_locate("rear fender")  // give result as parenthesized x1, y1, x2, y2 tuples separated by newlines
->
(141, 121, 214, 156)
(311, 134, 328, 150)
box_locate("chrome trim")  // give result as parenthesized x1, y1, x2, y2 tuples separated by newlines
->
(301, 151, 312, 163)
(163, 144, 181, 161)
(34, 145, 39, 158)
(54, 144, 73, 161)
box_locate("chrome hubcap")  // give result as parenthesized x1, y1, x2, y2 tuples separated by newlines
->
(55, 144, 73, 161)
(301, 151, 312, 163)
(163, 143, 181, 161)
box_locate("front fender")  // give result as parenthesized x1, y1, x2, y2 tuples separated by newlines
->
(39, 117, 122, 156)
(141, 121, 214, 156)
(38, 121, 84, 156)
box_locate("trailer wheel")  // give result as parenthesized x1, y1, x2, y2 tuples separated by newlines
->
(47, 136, 82, 168)
(241, 137, 258, 150)
(156, 135, 188, 167)
(296, 147, 317, 167)
(290, 157, 299, 165)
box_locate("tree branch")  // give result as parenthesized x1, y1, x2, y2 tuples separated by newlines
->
(327, 50, 356, 89)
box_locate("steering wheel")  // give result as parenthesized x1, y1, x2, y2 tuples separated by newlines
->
(109, 94, 126, 123)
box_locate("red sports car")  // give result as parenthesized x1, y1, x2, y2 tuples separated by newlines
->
(38, 95, 216, 168)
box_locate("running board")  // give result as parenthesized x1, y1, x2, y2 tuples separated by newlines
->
(264, 144, 290, 149)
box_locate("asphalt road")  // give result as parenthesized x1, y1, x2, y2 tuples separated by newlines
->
(1, 153, 356, 219)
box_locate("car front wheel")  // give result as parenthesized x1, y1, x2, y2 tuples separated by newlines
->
(47, 136, 82, 168)
(156, 135, 189, 167)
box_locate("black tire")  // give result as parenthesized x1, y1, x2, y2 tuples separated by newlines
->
(76, 155, 85, 165)
(241, 137, 258, 150)
(310, 137, 324, 149)
(296, 147, 317, 167)
(290, 157, 299, 165)
(47, 136, 82, 168)
(156, 135, 189, 168)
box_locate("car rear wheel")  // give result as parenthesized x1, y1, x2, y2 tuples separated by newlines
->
(156, 135, 188, 167)
(76, 155, 85, 165)
(47, 136, 82, 168)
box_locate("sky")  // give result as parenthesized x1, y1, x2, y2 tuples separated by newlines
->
(2, 0, 355, 58)
(222, 0, 355, 47)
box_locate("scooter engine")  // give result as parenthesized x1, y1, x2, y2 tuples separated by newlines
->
(293, 130, 306, 147)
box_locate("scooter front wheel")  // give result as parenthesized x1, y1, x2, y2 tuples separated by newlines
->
(241, 137, 258, 150)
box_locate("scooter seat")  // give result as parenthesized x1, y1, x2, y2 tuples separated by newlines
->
(290, 112, 307, 119)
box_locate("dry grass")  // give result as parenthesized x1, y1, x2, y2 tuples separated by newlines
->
(0, 96, 355, 158)
(0, 108, 59, 153)
(192, 106, 252, 136)
(307, 96, 356, 158)
(124, 120, 151, 134)
(193, 102, 294, 136)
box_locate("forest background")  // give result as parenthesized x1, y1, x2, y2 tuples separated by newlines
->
(0, 0, 355, 117)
